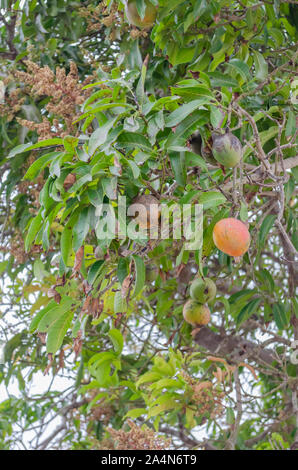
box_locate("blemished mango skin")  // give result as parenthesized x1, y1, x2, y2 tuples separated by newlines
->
(125, 0, 157, 29)
(212, 132, 242, 168)
(213, 218, 250, 257)
(183, 300, 211, 326)
(190, 278, 216, 304)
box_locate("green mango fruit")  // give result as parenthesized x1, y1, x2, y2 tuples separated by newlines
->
(190, 278, 216, 304)
(183, 300, 211, 326)
(212, 132, 242, 168)
(125, 0, 157, 29)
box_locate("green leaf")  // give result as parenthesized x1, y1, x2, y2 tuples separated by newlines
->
(226, 59, 251, 82)
(208, 72, 239, 88)
(108, 328, 123, 354)
(63, 136, 78, 154)
(229, 289, 256, 304)
(198, 191, 226, 210)
(33, 258, 48, 281)
(117, 132, 152, 152)
(132, 255, 145, 298)
(87, 260, 104, 285)
(61, 224, 73, 266)
(117, 258, 129, 284)
(258, 215, 276, 247)
(29, 300, 57, 333)
(136, 0, 146, 20)
(88, 117, 118, 155)
(210, 106, 225, 128)
(167, 45, 195, 66)
(37, 297, 74, 333)
(101, 176, 118, 200)
(23, 152, 62, 179)
(25, 210, 43, 252)
(165, 98, 212, 128)
(69, 173, 92, 193)
(185, 152, 207, 171)
(127, 159, 140, 179)
(125, 408, 147, 419)
(285, 110, 296, 138)
(169, 152, 186, 186)
(46, 309, 74, 354)
(147, 398, 177, 418)
(273, 303, 288, 330)
(149, 378, 181, 390)
(237, 298, 261, 326)
(253, 51, 268, 80)
(136, 371, 163, 387)
(226, 407, 235, 425)
(114, 290, 126, 314)
(164, 111, 208, 149)
(240, 201, 248, 221)
(73, 207, 89, 252)
(258, 268, 275, 292)
(8, 138, 64, 158)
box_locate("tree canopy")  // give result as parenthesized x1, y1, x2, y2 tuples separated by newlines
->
(0, 0, 297, 450)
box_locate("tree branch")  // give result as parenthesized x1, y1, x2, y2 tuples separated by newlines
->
(194, 326, 276, 367)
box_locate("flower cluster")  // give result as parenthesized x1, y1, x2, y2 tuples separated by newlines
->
(95, 420, 171, 450)
(15, 60, 90, 138)
(182, 372, 225, 420)
(78, 2, 124, 34)
(0, 84, 25, 122)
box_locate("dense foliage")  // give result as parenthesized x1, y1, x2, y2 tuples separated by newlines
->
(0, 0, 297, 450)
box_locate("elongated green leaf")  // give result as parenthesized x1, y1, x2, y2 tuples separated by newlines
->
(117, 258, 129, 284)
(127, 159, 140, 179)
(198, 191, 226, 210)
(132, 255, 145, 298)
(208, 72, 239, 88)
(73, 103, 133, 123)
(108, 328, 123, 354)
(125, 408, 147, 419)
(136, 371, 163, 387)
(87, 260, 104, 285)
(147, 399, 177, 418)
(237, 298, 261, 326)
(253, 51, 268, 80)
(29, 300, 57, 333)
(229, 289, 256, 304)
(285, 110, 296, 137)
(226, 59, 251, 82)
(273, 303, 288, 330)
(8, 138, 63, 158)
(69, 173, 92, 193)
(185, 152, 207, 171)
(169, 152, 186, 186)
(46, 309, 74, 354)
(88, 117, 118, 155)
(164, 110, 208, 148)
(101, 176, 117, 200)
(37, 297, 74, 333)
(114, 290, 126, 314)
(117, 132, 152, 152)
(165, 98, 212, 128)
(73, 207, 89, 252)
(25, 210, 43, 252)
(258, 215, 276, 247)
(24, 152, 62, 180)
(61, 224, 73, 266)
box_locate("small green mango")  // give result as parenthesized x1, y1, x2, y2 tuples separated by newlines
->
(190, 278, 216, 304)
(212, 132, 242, 168)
